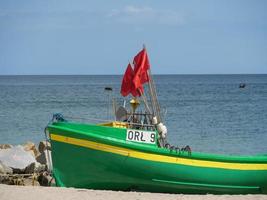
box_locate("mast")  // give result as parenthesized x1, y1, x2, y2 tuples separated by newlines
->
(144, 46, 166, 147)
(143, 44, 162, 123)
(148, 69, 162, 122)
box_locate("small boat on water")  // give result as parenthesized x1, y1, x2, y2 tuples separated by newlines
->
(46, 47, 267, 194)
(239, 83, 246, 88)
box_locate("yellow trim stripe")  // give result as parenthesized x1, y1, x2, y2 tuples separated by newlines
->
(50, 134, 267, 170)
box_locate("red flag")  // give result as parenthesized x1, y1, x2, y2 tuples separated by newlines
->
(120, 64, 134, 97)
(133, 48, 150, 73)
(133, 48, 150, 93)
(120, 63, 142, 97)
(120, 48, 151, 97)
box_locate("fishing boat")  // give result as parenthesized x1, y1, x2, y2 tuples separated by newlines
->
(46, 47, 267, 194)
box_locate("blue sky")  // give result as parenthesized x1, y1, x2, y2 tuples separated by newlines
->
(0, 0, 266, 75)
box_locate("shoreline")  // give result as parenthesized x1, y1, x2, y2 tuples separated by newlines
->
(1, 184, 267, 200)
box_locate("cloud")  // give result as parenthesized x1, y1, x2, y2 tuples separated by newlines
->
(0, 5, 185, 32)
(0, 9, 102, 31)
(107, 5, 185, 26)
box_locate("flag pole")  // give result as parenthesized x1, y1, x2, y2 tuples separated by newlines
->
(143, 44, 162, 122)
(143, 45, 166, 147)
(142, 44, 156, 118)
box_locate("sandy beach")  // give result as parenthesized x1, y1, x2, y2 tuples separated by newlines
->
(0, 184, 266, 200)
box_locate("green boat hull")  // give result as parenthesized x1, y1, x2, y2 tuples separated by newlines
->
(47, 122, 267, 194)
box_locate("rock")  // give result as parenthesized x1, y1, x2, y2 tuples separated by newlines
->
(38, 171, 54, 186)
(11, 177, 24, 185)
(0, 174, 12, 184)
(38, 141, 51, 154)
(36, 150, 53, 172)
(0, 161, 13, 174)
(35, 162, 46, 173)
(23, 141, 39, 157)
(0, 144, 13, 149)
(24, 162, 46, 174)
(24, 162, 35, 174)
(23, 177, 40, 186)
(1, 176, 19, 185)
(0, 145, 36, 169)
(12, 168, 24, 174)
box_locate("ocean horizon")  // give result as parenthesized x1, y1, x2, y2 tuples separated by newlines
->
(0, 73, 267, 76)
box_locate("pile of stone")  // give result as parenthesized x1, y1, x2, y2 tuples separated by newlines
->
(0, 141, 54, 186)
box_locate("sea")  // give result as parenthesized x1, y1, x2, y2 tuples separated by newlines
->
(0, 75, 266, 155)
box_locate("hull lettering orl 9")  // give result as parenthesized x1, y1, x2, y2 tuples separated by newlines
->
(126, 129, 156, 144)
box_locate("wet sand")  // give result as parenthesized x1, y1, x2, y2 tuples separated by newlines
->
(0, 184, 266, 200)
